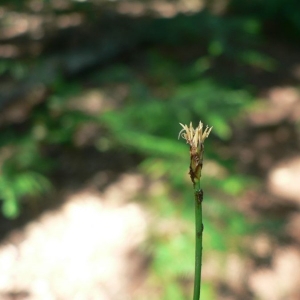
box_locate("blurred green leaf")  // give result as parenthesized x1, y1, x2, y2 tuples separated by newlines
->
(3, 198, 19, 219)
(208, 40, 224, 57)
(239, 50, 277, 71)
(206, 114, 232, 139)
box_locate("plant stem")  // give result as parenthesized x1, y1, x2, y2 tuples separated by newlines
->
(178, 121, 211, 299)
(193, 180, 203, 300)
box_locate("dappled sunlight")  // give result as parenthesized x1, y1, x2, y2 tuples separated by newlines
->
(249, 247, 300, 300)
(0, 44, 19, 58)
(115, 0, 205, 16)
(249, 87, 300, 126)
(0, 4, 84, 57)
(67, 87, 126, 115)
(268, 157, 300, 204)
(250, 234, 273, 258)
(0, 183, 147, 299)
(1, 0, 300, 298)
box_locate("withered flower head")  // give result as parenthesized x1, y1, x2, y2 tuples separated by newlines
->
(178, 121, 212, 185)
(178, 121, 212, 148)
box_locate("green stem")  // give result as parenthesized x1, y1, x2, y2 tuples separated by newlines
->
(193, 180, 203, 300)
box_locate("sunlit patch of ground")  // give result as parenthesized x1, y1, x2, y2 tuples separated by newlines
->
(238, 90, 300, 300)
(249, 247, 300, 300)
(0, 174, 147, 300)
(268, 156, 300, 204)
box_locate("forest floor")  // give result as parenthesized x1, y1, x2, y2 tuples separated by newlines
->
(0, 87, 299, 300)
(1, 3, 300, 300)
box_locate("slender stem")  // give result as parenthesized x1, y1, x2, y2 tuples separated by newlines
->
(193, 180, 203, 300)
(178, 121, 211, 299)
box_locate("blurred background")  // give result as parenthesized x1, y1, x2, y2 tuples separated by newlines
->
(0, 0, 300, 299)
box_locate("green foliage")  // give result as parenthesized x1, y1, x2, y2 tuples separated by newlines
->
(96, 49, 255, 297)
(228, 0, 300, 41)
(1, 0, 295, 297)
(0, 60, 28, 80)
(0, 170, 50, 218)
(0, 78, 93, 218)
(238, 51, 277, 71)
(0, 141, 51, 218)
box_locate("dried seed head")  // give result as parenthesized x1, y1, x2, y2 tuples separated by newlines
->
(178, 121, 212, 148)
(178, 121, 212, 184)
